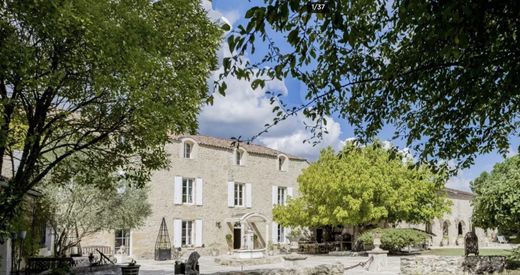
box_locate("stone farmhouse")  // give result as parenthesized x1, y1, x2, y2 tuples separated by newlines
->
(82, 135, 309, 259)
(82, 135, 490, 259)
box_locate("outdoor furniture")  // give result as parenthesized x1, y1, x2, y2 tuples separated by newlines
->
(497, 235, 508, 244)
(82, 246, 112, 256)
(464, 232, 479, 256)
(25, 257, 75, 274)
(174, 251, 200, 275)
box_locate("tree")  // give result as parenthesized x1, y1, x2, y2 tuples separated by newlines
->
(273, 141, 450, 231)
(0, 0, 221, 230)
(43, 175, 151, 256)
(471, 156, 520, 236)
(220, 0, 520, 170)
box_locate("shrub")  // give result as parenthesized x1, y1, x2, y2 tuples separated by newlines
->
(506, 247, 520, 270)
(358, 228, 428, 253)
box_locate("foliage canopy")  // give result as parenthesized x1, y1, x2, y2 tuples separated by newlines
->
(273, 142, 450, 228)
(0, 0, 221, 230)
(471, 156, 520, 236)
(221, 0, 520, 170)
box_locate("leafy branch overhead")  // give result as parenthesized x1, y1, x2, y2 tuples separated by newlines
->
(219, 0, 520, 169)
(0, 0, 221, 231)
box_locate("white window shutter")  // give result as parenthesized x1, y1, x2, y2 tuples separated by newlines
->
(287, 187, 294, 198)
(228, 182, 235, 207)
(195, 220, 203, 247)
(272, 186, 278, 205)
(173, 219, 182, 248)
(245, 183, 252, 208)
(174, 176, 182, 204)
(272, 222, 278, 244)
(195, 178, 203, 205)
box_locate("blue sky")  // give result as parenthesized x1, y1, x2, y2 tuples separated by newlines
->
(198, 0, 519, 192)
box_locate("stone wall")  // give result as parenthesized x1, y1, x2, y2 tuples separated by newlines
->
(401, 256, 506, 274)
(206, 263, 344, 275)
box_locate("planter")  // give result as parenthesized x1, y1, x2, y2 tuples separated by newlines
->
(121, 265, 140, 275)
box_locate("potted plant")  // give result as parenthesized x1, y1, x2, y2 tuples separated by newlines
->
(225, 234, 233, 253)
(267, 241, 274, 256)
(121, 259, 140, 275)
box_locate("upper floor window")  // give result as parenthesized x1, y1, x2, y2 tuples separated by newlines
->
(277, 187, 287, 205)
(278, 155, 288, 171)
(184, 142, 193, 159)
(182, 178, 194, 204)
(234, 182, 245, 206)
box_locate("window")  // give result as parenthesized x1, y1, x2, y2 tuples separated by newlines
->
(39, 224, 47, 248)
(234, 183, 244, 206)
(236, 150, 243, 165)
(182, 221, 194, 246)
(277, 224, 285, 243)
(184, 142, 192, 159)
(277, 187, 287, 205)
(182, 178, 194, 204)
(115, 229, 131, 254)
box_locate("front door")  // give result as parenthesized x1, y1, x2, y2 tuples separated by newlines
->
(233, 228, 241, 249)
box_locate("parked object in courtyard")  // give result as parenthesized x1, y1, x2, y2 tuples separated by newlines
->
(155, 218, 172, 261)
(175, 252, 200, 275)
(465, 232, 479, 256)
(121, 259, 140, 275)
(498, 235, 508, 244)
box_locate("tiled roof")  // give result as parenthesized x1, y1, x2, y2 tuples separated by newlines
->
(445, 187, 474, 197)
(170, 135, 307, 161)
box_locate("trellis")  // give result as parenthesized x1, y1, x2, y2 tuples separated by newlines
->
(154, 217, 172, 261)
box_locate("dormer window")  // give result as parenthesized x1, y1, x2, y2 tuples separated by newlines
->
(184, 142, 193, 159)
(278, 155, 288, 171)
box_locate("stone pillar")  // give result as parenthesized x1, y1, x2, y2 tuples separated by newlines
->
(240, 222, 245, 249)
(367, 250, 388, 272)
(366, 235, 388, 272)
(0, 239, 12, 275)
(244, 229, 254, 250)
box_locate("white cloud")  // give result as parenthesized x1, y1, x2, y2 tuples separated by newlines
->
(199, 67, 343, 160)
(198, 4, 344, 161)
(218, 9, 240, 26)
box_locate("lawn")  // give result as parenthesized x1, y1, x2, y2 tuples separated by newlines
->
(421, 248, 512, 256)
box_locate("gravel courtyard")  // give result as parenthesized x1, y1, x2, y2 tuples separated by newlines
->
(137, 255, 401, 275)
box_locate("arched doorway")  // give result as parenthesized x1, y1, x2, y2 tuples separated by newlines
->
(457, 221, 464, 236)
(442, 221, 450, 246)
(225, 212, 269, 258)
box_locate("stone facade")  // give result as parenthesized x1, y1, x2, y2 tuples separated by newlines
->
(399, 188, 489, 247)
(83, 135, 308, 259)
(401, 255, 506, 274)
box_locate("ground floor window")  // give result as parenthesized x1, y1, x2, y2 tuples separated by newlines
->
(277, 224, 285, 243)
(182, 220, 194, 246)
(115, 229, 131, 254)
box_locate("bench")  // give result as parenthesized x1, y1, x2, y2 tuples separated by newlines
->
(82, 246, 112, 256)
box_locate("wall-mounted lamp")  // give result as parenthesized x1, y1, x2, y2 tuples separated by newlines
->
(216, 222, 221, 229)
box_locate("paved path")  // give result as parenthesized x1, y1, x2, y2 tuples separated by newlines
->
(138, 255, 401, 275)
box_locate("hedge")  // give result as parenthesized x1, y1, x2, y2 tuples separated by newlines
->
(358, 228, 429, 253)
